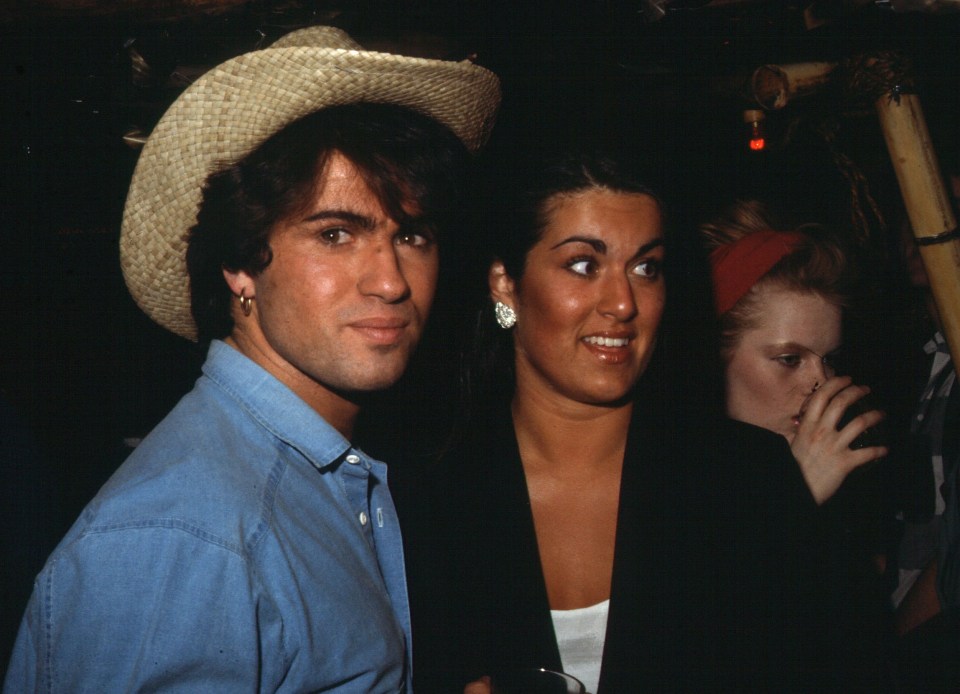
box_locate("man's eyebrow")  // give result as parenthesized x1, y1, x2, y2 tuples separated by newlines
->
(301, 209, 376, 229)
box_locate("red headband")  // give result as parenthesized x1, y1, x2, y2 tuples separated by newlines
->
(708, 230, 806, 315)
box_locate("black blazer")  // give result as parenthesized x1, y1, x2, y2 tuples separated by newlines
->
(399, 399, 859, 692)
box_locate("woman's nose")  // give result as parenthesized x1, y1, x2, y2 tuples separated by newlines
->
(810, 359, 831, 391)
(598, 274, 638, 321)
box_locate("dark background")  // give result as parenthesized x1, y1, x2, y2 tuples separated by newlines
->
(2, 0, 959, 663)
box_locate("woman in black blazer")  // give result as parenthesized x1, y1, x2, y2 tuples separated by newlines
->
(399, 148, 883, 693)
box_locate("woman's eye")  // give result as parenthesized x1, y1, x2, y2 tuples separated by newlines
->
(632, 259, 661, 279)
(566, 257, 595, 276)
(822, 350, 844, 373)
(774, 354, 802, 368)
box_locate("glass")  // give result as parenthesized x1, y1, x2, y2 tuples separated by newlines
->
(836, 391, 886, 451)
(490, 668, 587, 694)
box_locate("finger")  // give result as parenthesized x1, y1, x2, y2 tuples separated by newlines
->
(840, 444, 889, 473)
(835, 407, 886, 445)
(819, 383, 873, 429)
(800, 375, 853, 421)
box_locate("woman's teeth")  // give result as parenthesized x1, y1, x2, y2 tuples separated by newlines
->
(583, 336, 629, 347)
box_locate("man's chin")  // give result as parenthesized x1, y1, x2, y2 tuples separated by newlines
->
(330, 367, 410, 399)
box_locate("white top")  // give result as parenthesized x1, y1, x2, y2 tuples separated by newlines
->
(550, 599, 609, 694)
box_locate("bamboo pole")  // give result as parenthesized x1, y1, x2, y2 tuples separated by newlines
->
(717, 52, 960, 363)
(876, 91, 960, 368)
(749, 62, 837, 110)
(711, 61, 838, 110)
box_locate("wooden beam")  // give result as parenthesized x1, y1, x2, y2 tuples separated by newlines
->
(876, 90, 960, 368)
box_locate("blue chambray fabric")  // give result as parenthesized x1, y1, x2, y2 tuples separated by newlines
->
(4, 340, 412, 693)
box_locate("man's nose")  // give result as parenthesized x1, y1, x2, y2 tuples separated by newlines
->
(358, 242, 411, 303)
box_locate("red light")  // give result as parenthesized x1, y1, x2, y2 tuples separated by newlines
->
(743, 109, 767, 153)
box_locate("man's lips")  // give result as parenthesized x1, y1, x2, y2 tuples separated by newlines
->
(349, 317, 410, 344)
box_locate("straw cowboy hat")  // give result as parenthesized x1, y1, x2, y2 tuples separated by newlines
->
(120, 25, 501, 341)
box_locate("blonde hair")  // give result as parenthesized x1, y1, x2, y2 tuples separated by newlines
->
(701, 200, 851, 359)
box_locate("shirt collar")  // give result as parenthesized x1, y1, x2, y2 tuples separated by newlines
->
(201, 340, 352, 471)
(924, 331, 947, 355)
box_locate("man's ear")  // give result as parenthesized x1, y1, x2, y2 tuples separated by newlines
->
(222, 267, 255, 299)
(488, 260, 516, 309)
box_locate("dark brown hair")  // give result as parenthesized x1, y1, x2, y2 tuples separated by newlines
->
(186, 102, 470, 343)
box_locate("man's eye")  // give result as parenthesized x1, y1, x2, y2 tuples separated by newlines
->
(396, 231, 433, 248)
(633, 259, 661, 279)
(319, 228, 351, 245)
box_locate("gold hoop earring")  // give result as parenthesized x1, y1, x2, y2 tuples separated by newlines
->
(239, 289, 254, 317)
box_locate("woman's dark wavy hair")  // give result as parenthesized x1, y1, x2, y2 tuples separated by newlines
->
(186, 102, 470, 343)
(459, 146, 668, 423)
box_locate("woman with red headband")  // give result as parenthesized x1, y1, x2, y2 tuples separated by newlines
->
(701, 200, 895, 692)
(702, 200, 889, 504)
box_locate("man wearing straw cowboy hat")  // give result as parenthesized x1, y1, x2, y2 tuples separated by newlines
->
(5, 26, 499, 692)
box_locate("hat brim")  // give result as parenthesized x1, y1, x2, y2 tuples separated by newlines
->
(121, 27, 500, 341)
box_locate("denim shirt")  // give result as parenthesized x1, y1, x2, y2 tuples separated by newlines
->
(4, 340, 412, 693)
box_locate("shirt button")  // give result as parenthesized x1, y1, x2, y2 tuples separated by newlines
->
(345, 454, 360, 465)
(359, 512, 369, 526)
